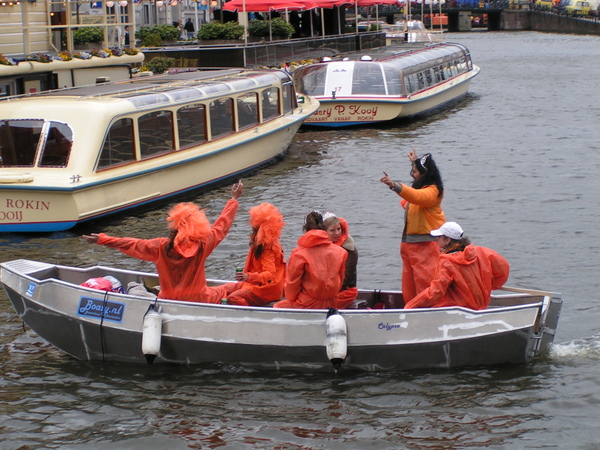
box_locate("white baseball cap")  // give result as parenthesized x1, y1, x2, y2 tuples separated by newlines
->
(430, 222, 464, 240)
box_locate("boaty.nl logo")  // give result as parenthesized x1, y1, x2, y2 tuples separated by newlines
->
(77, 297, 125, 323)
(26, 282, 36, 297)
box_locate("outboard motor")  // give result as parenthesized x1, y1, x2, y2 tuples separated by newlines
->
(142, 303, 162, 365)
(325, 308, 347, 371)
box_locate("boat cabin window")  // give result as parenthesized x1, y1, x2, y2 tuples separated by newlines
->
(39, 122, 72, 167)
(294, 66, 326, 96)
(261, 87, 280, 121)
(210, 98, 234, 138)
(98, 118, 135, 169)
(383, 66, 402, 96)
(352, 64, 386, 95)
(177, 104, 207, 149)
(282, 82, 296, 113)
(0, 119, 44, 167)
(139, 110, 174, 159)
(425, 69, 434, 87)
(237, 93, 259, 130)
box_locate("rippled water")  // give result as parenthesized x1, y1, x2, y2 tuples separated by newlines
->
(2, 31, 600, 448)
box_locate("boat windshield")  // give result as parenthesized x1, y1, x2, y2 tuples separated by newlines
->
(0, 119, 72, 168)
(295, 62, 401, 97)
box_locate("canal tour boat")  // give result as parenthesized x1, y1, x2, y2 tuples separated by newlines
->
(385, 20, 443, 45)
(1, 259, 563, 373)
(0, 69, 319, 232)
(293, 42, 479, 127)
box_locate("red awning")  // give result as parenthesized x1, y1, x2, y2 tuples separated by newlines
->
(222, 0, 318, 12)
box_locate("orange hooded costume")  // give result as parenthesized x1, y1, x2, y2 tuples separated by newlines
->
(274, 229, 347, 309)
(226, 203, 286, 306)
(403, 244, 510, 310)
(95, 199, 239, 303)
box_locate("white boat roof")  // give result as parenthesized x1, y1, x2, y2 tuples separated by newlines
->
(1, 69, 291, 109)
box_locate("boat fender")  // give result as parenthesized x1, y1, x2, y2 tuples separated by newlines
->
(0, 172, 34, 183)
(141, 303, 162, 365)
(325, 308, 347, 371)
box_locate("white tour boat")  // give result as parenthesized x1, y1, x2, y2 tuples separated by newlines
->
(293, 43, 479, 127)
(0, 69, 318, 232)
(385, 20, 444, 45)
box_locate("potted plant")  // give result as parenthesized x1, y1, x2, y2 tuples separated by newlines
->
(73, 27, 104, 50)
(248, 18, 294, 39)
(198, 21, 244, 43)
(146, 56, 175, 74)
(136, 24, 180, 47)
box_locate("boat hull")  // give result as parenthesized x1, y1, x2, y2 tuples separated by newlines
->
(1, 259, 563, 372)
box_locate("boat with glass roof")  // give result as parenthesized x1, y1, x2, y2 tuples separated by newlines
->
(292, 43, 479, 127)
(0, 69, 319, 232)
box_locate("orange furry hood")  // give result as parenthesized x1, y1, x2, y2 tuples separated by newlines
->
(249, 203, 284, 247)
(167, 202, 211, 257)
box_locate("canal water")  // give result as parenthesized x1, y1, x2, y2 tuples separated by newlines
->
(2, 31, 600, 448)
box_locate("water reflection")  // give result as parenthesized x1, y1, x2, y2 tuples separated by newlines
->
(3, 31, 600, 448)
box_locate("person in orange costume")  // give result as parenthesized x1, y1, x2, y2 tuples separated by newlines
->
(274, 211, 347, 309)
(380, 148, 446, 304)
(224, 202, 286, 306)
(323, 212, 358, 309)
(404, 222, 510, 310)
(82, 181, 243, 303)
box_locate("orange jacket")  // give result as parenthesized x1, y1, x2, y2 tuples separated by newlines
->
(240, 242, 286, 302)
(404, 244, 510, 310)
(96, 199, 239, 302)
(397, 184, 445, 238)
(281, 229, 347, 309)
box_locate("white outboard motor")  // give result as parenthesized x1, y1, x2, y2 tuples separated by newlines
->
(142, 303, 162, 365)
(325, 308, 347, 371)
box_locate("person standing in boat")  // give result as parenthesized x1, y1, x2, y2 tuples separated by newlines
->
(224, 202, 287, 306)
(82, 181, 244, 303)
(274, 211, 347, 309)
(323, 212, 358, 309)
(380, 148, 446, 304)
(404, 222, 510, 310)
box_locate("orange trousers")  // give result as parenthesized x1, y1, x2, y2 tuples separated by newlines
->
(400, 241, 439, 304)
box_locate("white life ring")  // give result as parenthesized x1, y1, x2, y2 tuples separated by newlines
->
(0, 172, 34, 183)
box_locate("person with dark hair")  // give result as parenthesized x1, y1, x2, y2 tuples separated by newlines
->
(274, 211, 347, 309)
(224, 202, 286, 306)
(380, 148, 446, 304)
(123, 25, 130, 48)
(183, 18, 195, 39)
(83, 181, 243, 303)
(404, 222, 510, 310)
(323, 212, 358, 309)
